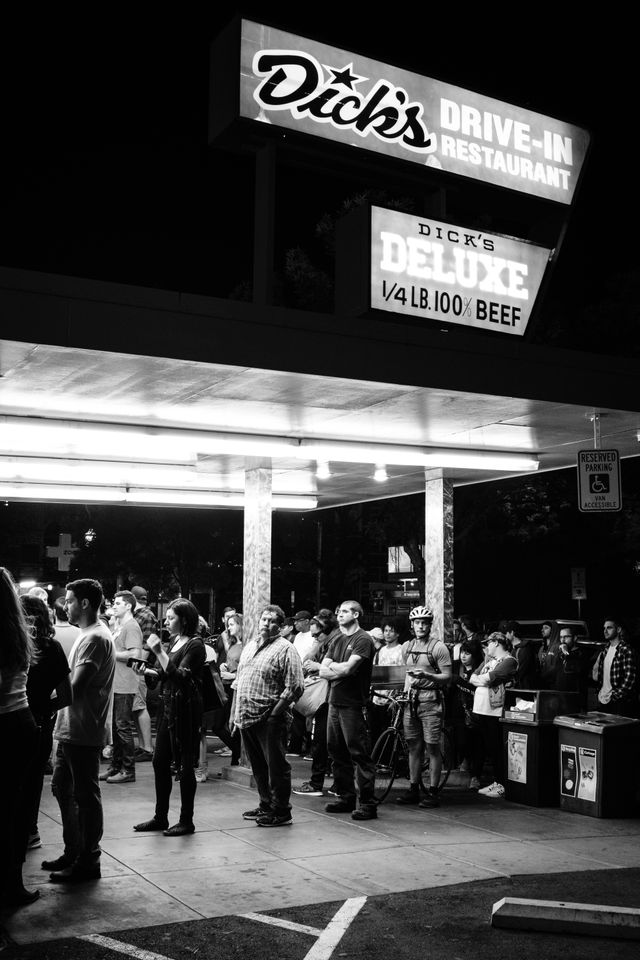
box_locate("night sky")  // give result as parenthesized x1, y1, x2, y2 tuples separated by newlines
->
(3, 9, 636, 326)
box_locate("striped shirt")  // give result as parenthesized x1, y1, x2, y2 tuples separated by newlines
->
(234, 636, 304, 729)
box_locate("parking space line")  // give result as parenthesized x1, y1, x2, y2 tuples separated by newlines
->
(242, 913, 324, 936)
(303, 897, 367, 960)
(79, 934, 172, 960)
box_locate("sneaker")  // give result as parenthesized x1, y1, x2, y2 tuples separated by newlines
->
(134, 749, 153, 762)
(50, 864, 101, 883)
(303, 755, 313, 761)
(242, 807, 270, 820)
(418, 788, 440, 809)
(256, 813, 293, 827)
(99, 767, 118, 781)
(42, 855, 73, 871)
(478, 781, 505, 798)
(293, 782, 323, 796)
(106, 770, 135, 784)
(194, 767, 208, 783)
(285, 752, 302, 758)
(352, 805, 377, 821)
(216, 748, 232, 758)
(469, 776, 481, 790)
(327, 784, 339, 797)
(27, 832, 42, 850)
(395, 786, 420, 805)
(325, 800, 356, 813)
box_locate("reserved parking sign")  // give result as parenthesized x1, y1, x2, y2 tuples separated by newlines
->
(577, 449, 621, 512)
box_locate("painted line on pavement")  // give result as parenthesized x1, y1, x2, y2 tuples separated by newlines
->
(242, 912, 324, 936)
(303, 897, 367, 960)
(79, 934, 172, 960)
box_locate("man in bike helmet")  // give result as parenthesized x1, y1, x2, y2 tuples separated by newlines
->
(398, 603, 451, 808)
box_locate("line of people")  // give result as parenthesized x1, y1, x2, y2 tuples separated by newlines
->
(3, 564, 638, 910)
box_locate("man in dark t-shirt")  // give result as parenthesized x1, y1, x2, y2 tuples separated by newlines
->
(319, 600, 376, 820)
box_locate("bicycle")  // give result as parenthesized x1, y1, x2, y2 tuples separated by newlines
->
(370, 692, 452, 803)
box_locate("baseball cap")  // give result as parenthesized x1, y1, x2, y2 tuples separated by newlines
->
(131, 586, 148, 601)
(294, 610, 311, 621)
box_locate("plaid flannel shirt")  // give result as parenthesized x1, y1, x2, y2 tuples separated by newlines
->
(234, 636, 304, 729)
(134, 606, 159, 646)
(593, 640, 638, 702)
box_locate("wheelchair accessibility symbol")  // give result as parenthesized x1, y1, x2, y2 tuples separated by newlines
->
(589, 474, 609, 494)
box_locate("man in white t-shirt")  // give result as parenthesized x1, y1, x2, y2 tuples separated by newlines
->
(100, 590, 143, 784)
(292, 610, 315, 663)
(47, 578, 115, 883)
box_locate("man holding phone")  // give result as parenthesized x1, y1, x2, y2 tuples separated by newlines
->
(100, 591, 144, 784)
(398, 604, 451, 809)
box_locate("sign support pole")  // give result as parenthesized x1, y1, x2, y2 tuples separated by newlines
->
(253, 142, 276, 307)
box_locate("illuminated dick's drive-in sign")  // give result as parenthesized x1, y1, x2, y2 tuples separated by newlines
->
(370, 207, 551, 335)
(234, 20, 589, 203)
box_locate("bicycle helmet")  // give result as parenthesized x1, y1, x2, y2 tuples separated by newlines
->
(409, 604, 434, 621)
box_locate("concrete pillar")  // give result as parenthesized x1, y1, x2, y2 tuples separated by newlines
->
(242, 458, 273, 641)
(424, 469, 454, 646)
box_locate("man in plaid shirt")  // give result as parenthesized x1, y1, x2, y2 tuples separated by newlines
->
(592, 618, 638, 716)
(233, 604, 304, 827)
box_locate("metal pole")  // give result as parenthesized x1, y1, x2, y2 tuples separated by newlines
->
(315, 520, 322, 612)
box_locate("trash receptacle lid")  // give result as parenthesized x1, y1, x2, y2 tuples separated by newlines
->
(553, 711, 640, 733)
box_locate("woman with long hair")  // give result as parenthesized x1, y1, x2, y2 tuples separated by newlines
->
(538, 620, 561, 687)
(451, 637, 485, 790)
(0, 568, 39, 906)
(21, 595, 72, 851)
(195, 612, 243, 780)
(133, 598, 205, 836)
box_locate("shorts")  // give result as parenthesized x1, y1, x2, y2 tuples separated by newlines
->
(132, 676, 147, 713)
(403, 697, 443, 745)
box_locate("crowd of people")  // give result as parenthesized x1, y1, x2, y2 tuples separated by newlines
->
(1, 563, 638, 910)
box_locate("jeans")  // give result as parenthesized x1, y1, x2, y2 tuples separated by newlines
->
(112, 693, 135, 774)
(475, 714, 504, 785)
(25, 715, 55, 834)
(0, 708, 38, 894)
(327, 704, 376, 806)
(52, 741, 103, 867)
(241, 713, 292, 816)
(309, 703, 329, 790)
(153, 712, 197, 825)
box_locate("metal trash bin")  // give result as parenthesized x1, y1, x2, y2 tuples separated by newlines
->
(553, 712, 640, 817)
(500, 689, 582, 806)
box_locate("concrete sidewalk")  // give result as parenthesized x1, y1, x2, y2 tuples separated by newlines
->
(4, 749, 640, 945)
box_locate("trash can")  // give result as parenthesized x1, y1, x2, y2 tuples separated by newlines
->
(553, 712, 640, 818)
(500, 689, 582, 806)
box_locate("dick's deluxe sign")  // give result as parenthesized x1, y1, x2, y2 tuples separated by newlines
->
(370, 207, 550, 334)
(335, 204, 551, 335)
(211, 20, 589, 204)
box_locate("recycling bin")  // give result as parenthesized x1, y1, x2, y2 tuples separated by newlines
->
(500, 689, 582, 806)
(553, 712, 640, 817)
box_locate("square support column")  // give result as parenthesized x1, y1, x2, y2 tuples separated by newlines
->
(243, 459, 273, 641)
(424, 469, 454, 646)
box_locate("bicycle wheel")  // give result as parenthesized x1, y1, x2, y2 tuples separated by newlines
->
(421, 728, 453, 792)
(371, 728, 401, 803)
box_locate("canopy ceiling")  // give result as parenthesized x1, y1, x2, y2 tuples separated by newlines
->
(1, 336, 639, 510)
